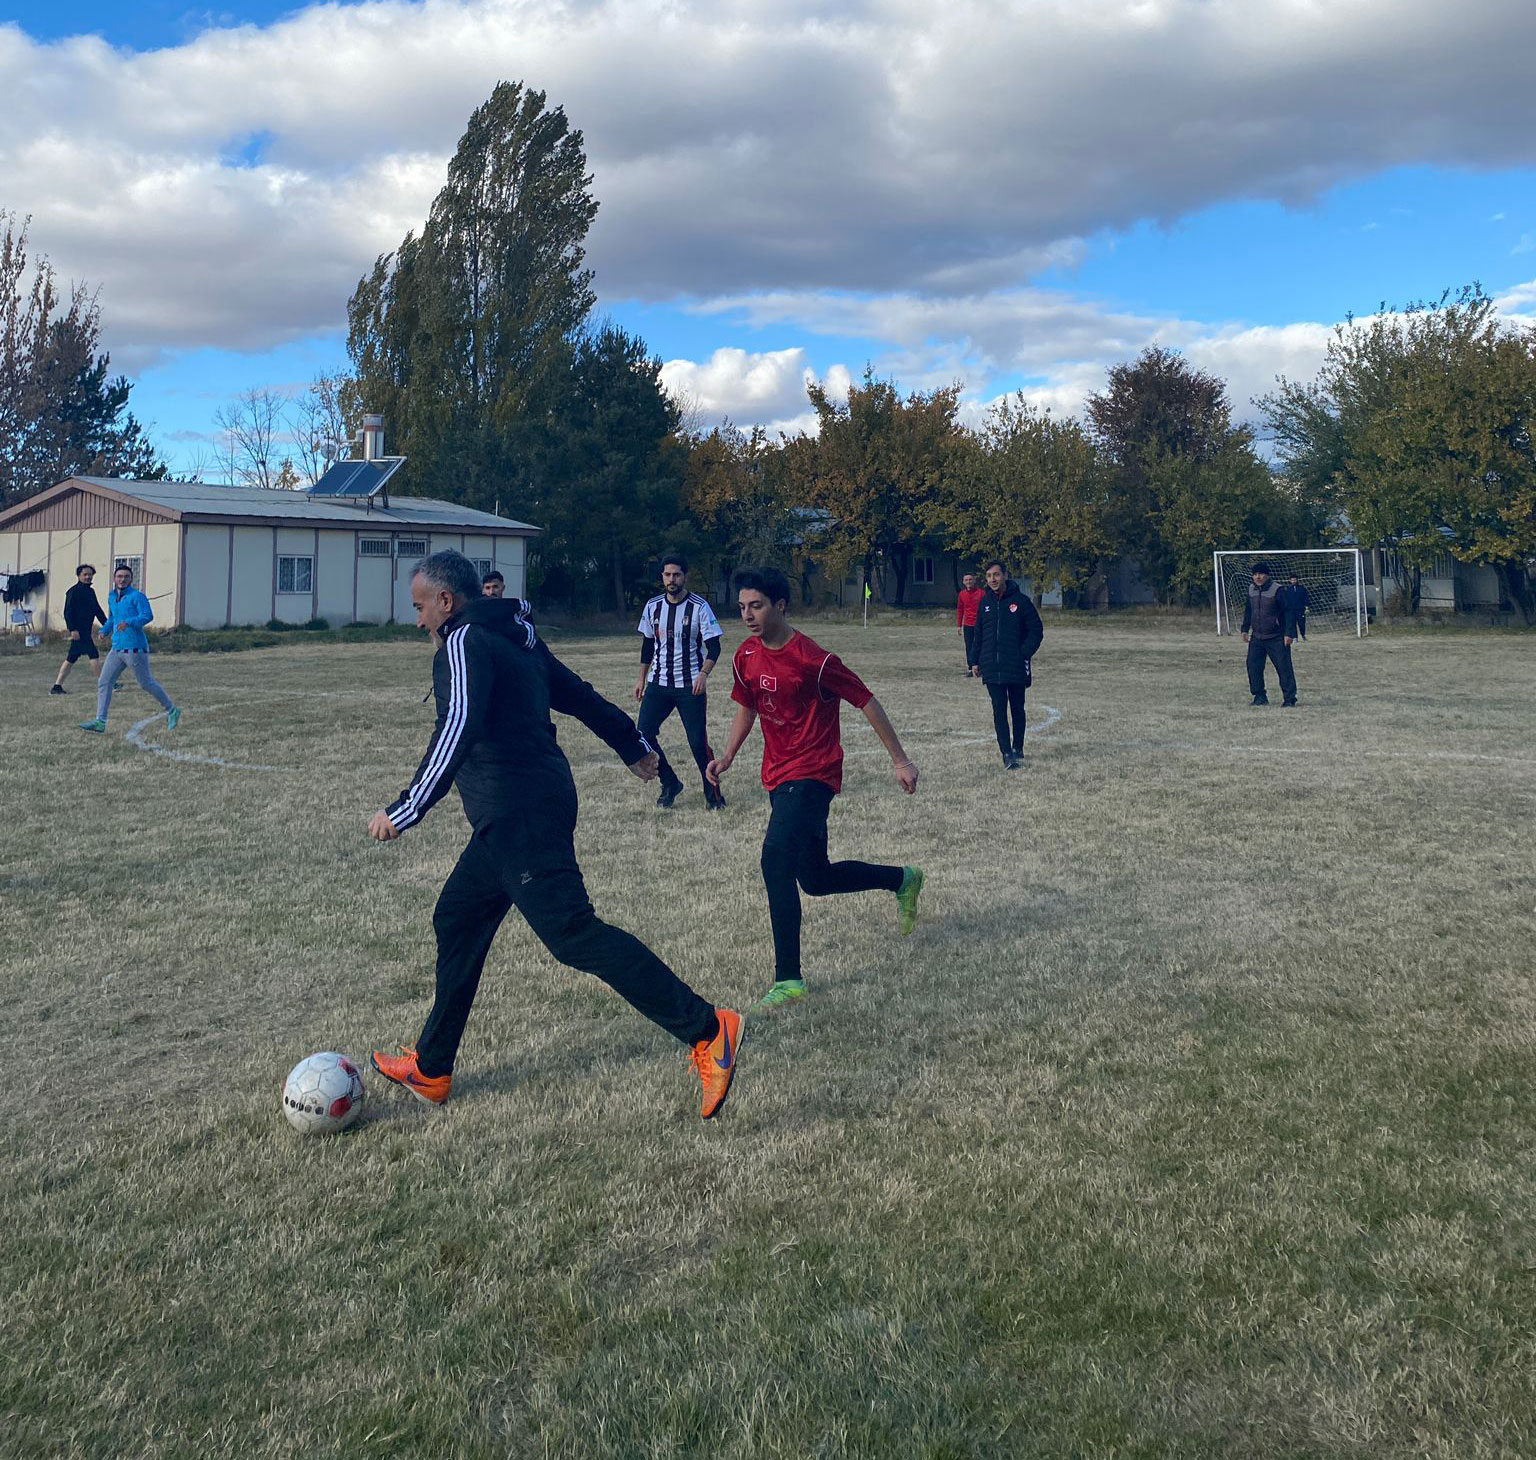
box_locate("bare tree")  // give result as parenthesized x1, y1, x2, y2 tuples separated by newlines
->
(289, 371, 354, 485)
(214, 387, 287, 489)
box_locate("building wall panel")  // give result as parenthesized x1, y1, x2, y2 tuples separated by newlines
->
(183, 525, 231, 629)
(146, 524, 180, 629)
(230, 526, 274, 625)
(493, 535, 526, 596)
(356, 557, 392, 623)
(316, 530, 355, 625)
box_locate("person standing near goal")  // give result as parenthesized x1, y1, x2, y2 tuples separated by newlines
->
(706, 567, 923, 1009)
(367, 550, 742, 1119)
(1241, 561, 1298, 707)
(634, 553, 726, 810)
(1283, 572, 1310, 642)
(969, 560, 1044, 770)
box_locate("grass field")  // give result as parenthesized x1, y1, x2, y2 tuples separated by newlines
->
(3, 617, 1533, 1458)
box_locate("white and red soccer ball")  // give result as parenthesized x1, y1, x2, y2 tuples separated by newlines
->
(282, 1052, 365, 1135)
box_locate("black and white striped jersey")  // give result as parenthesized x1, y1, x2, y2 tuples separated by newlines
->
(638, 592, 723, 690)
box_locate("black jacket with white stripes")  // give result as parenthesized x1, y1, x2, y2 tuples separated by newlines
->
(385, 597, 651, 834)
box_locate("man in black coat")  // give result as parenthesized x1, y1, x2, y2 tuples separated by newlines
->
(1241, 561, 1298, 707)
(366, 551, 743, 1119)
(969, 560, 1045, 769)
(50, 564, 106, 695)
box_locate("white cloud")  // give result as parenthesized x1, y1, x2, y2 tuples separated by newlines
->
(1, 0, 1534, 371)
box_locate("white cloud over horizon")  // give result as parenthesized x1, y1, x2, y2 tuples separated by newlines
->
(3, 0, 1536, 453)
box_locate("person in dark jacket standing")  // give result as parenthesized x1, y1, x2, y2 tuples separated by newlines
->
(1241, 561, 1298, 707)
(367, 551, 743, 1120)
(51, 564, 106, 694)
(969, 561, 1044, 769)
(1283, 572, 1310, 641)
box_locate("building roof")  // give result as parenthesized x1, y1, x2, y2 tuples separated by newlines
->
(0, 478, 540, 534)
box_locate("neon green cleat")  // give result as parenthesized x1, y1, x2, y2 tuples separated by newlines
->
(79, 718, 107, 734)
(896, 866, 924, 936)
(757, 979, 806, 1009)
(166, 706, 181, 731)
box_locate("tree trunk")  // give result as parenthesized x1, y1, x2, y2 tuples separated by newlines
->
(610, 539, 625, 615)
(1499, 561, 1536, 625)
(890, 544, 910, 605)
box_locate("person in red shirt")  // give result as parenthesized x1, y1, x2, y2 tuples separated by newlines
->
(706, 567, 923, 1007)
(956, 572, 986, 674)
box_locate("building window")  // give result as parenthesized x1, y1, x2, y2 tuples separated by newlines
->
(359, 537, 391, 557)
(396, 538, 428, 558)
(277, 555, 313, 594)
(911, 556, 935, 585)
(113, 556, 144, 589)
(473, 559, 494, 580)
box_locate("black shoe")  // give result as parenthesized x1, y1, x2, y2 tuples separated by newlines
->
(1251, 696, 1269, 707)
(1005, 752, 1021, 770)
(706, 790, 726, 810)
(1282, 699, 1298, 708)
(656, 784, 682, 809)
(49, 684, 66, 695)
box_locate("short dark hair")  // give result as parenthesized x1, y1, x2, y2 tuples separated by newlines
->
(113, 562, 133, 579)
(76, 564, 95, 576)
(661, 552, 689, 574)
(985, 560, 1007, 575)
(482, 570, 505, 585)
(734, 566, 791, 608)
(414, 550, 482, 600)
(1251, 560, 1273, 576)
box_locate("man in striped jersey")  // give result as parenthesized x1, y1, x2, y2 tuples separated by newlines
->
(633, 553, 726, 810)
(366, 551, 742, 1119)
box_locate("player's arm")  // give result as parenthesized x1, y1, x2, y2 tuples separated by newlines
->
(861, 697, 918, 795)
(375, 628, 490, 838)
(1020, 597, 1044, 661)
(706, 703, 756, 788)
(693, 633, 722, 696)
(92, 593, 107, 627)
(1240, 596, 1253, 641)
(542, 642, 654, 766)
(636, 630, 654, 701)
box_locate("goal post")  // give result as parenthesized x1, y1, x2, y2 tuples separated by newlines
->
(1213, 549, 1367, 637)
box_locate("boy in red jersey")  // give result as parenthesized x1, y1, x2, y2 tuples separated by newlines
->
(706, 567, 923, 1007)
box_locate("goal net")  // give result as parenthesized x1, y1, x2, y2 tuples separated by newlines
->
(1213, 549, 1367, 637)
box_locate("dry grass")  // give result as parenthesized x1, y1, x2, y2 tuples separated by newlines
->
(2, 618, 1533, 1458)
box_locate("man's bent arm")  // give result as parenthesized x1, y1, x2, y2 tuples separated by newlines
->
(862, 696, 919, 793)
(542, 643, 653, 764)
(707, 704, 757, 785)
(385, 626, 490, 832)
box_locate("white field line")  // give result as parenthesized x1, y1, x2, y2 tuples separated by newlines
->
(125, 708, 284, 773)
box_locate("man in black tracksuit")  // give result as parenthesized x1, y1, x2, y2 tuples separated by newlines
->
(1241, 560, 1298, 707)
(969, 560, 1045, 769)
(367, 551, 742, 1119)
(51, 563, 107, 694)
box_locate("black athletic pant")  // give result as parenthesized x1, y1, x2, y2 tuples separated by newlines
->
(637, 681, 715, 796)
(1246, 636, 1297, 703)
(417, 808, 716, 1076)
(962, 624, 977, 669)
(760, 779, 903, 983)
(985, 680, 1027, 757)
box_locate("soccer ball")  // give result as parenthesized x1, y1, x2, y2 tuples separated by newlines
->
(282, 1052, 365, 1135)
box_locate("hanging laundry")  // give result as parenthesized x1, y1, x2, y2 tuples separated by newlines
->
(2, 570, 46, 602)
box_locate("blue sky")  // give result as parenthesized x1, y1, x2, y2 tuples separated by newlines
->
(4, 0, 1535, 475)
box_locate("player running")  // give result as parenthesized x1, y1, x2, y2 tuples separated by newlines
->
(706, 566, 922, 1009)
(367, 550, 742, 1119)
(78, 563, 179, 734)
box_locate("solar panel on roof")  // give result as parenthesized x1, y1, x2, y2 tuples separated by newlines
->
(307, 457, 406, 499)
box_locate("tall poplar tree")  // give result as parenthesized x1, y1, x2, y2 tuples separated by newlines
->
(346, 82, 598, 508)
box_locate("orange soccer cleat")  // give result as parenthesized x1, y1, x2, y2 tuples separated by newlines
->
(370, 1045, 452, 1106)
(689, 1008, 743, 1119)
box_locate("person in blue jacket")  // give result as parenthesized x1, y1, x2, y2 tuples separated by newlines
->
(80, 563, 179, 734)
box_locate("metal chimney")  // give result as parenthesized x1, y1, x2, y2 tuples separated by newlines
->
(362, 414, 385, 462)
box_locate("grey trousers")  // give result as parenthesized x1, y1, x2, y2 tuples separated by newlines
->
(97, 649, 174, 722)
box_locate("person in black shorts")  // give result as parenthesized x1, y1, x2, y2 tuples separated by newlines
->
(51, 564, 106, 695)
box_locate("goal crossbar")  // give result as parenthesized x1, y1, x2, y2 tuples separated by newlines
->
(1213, 549, 1367, 637)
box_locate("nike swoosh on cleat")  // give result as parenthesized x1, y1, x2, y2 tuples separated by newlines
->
(715, 1027, 733, 1070)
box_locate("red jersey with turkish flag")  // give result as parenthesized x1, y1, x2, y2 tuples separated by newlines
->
(731, 631, 873, 793)
(956, 586, 986, 626)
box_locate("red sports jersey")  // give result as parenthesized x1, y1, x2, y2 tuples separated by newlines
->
(956, 586, 986, 627)
(731, 631, 873, 793)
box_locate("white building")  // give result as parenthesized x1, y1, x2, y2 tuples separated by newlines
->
(0, 476, 539, 631)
